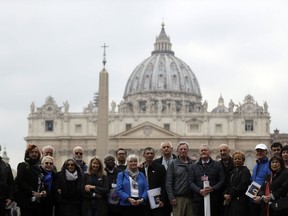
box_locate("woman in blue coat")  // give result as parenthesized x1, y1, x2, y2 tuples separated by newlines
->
(117, 154, 148, 216)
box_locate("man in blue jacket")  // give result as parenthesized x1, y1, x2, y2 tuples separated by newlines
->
(250, 143, 270, 216)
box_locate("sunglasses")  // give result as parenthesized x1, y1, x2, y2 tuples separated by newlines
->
(45, 162, 53, 165)
(66, 163, 75, 167)
(75, 152, 83, 155)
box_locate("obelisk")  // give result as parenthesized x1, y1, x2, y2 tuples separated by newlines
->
(96, 43, 109, 158)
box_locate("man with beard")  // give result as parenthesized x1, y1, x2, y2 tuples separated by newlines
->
(73, 146, 87, 173)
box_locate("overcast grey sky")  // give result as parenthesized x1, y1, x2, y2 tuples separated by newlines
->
(1, 0, 288, 169)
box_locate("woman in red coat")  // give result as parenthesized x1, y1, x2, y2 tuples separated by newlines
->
(255, 156, 288, 216)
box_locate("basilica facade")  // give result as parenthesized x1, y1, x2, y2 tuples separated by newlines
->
(25, 24, 271, 170)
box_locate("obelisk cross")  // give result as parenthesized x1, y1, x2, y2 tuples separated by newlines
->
(101, 43, 109, 68)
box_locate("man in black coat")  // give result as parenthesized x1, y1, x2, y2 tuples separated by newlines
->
(139, 147, 167, 216)
(153, 141, 176, 216)
(153, 141, 176, 170)
(0, 154, 14, 215)
(190, 144, 225, 216)
(218, 144, 234, 216)
(104, 154, 121, 216)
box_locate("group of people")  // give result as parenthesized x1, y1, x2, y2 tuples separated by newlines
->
(0, 141, 288, 216)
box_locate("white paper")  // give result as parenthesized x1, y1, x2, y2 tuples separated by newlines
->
(245, 181, 261, 198)
(147, 187, 161, 209)
(203, 180, 211, 216)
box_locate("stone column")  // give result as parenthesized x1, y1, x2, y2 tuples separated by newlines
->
(97, 68, 109, 158)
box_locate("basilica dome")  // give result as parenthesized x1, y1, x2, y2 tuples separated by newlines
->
(122, 23, 203, 113)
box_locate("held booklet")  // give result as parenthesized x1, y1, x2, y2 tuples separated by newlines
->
(245, 181, 261, 198)
(147, 187, 161, 209)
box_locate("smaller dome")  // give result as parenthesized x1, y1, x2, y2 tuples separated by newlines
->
(211, 95, 228, 113)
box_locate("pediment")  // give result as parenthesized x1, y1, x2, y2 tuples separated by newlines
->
(186, 117, 203, 124)
(35, 96, 62, 117)
(114, 121, 180, 138)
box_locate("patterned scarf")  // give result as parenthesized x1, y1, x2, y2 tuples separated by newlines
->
(127, 169, 139, 180)
(127, 169, 139, 190)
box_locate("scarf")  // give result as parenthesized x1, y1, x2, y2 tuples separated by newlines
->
(65, 169, 78, 181)
(43, 170, 52, 192)
(265, 174, 272, 216)
(127, 169, 139, 181)
(127, 169, 139, 190)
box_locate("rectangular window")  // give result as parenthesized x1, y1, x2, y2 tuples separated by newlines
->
(245, 120, 254, 131)
(164, 124, 170, 131)
(75, 124, 82, 133)
(215, 124, 222, 133)
(190, 124, 199, 132)
(45, 120, 54, 132)
(126, 124, 132, 131)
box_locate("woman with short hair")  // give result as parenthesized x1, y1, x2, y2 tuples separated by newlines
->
(116, 154, 148, 216)
(223, 151, 251, 216)
(40, 156, 56, 216)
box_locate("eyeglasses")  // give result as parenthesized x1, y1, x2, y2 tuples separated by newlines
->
(75, 152, 83, 155)
(45, 162, 53, 165)
(66, 163, 75, 167)
(271, 161, 280, 164)
(105, 160, 115, 163)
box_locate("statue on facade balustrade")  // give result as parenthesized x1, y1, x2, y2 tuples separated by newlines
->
(264, 101, 268, 113)
(30, 102, 35, 114)
(202, 100, 208, 112)
(63, 101, 69, 113)
(229, 99, 234, 112)
(118, 100, 124, 113)
(111, 100, 116, 112)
